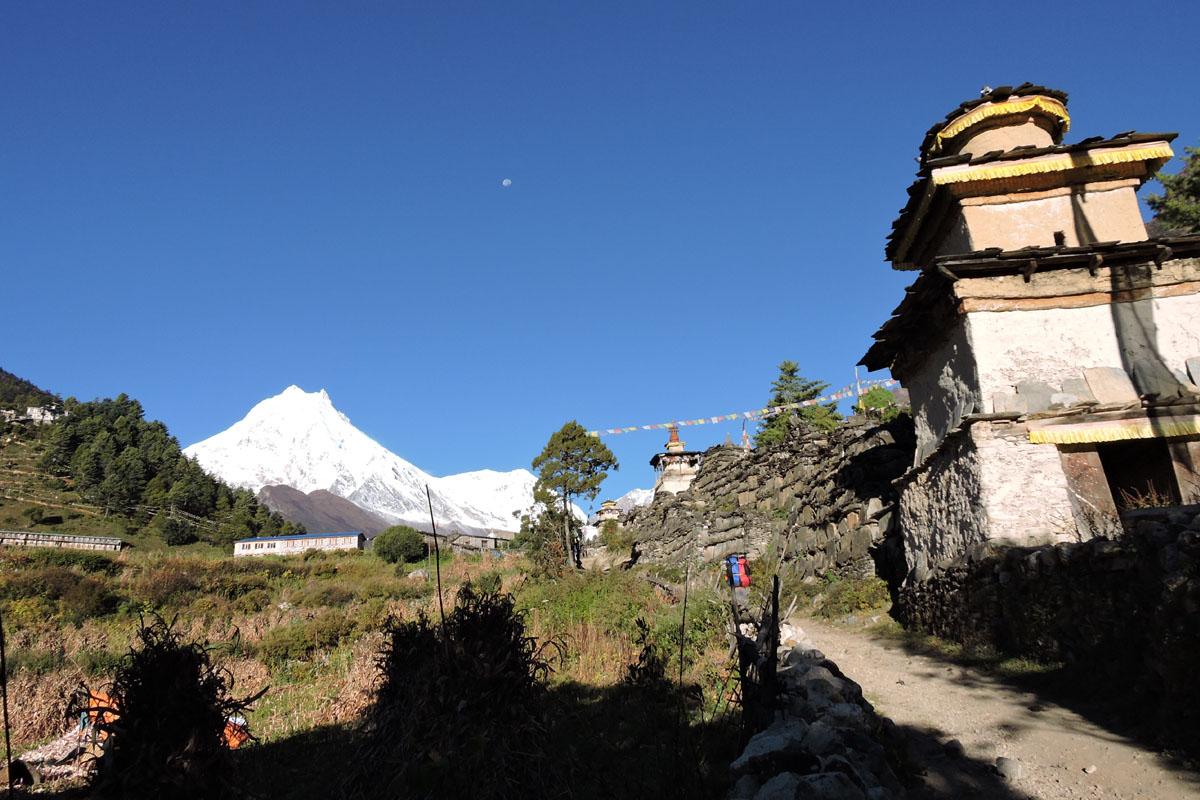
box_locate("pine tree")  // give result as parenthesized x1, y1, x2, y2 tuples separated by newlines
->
(754, 361, 837, 447)
(532, 421, 618, 568)
(1147, 145, 1200, 233)
(98, 447, 147, 514)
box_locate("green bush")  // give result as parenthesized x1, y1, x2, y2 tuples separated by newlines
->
(649, 588, 728, 670)
(2, 596, 56, 629)
(257, 609, 356, 663)
(474, 571, 502, 595)
(392, 580, 435, 600)
(354, 597, 390, 633)
(161, 518, 198, 546)
(293, 582, 356, 608)
(24, 549, 118, 575)
(817, 576, 890, 618)
(188, 595, 233, 621)
(131, 566, 199, 607)
(374, 526, 428, 564)
(856, 386, 904, 422)
(87, 617, 261, 800)
(347, 584, 565, 799)
(204, 571, 269, 601)
(0, 565, 79, 601)
(4, 648, 65, 678)
(599, 520, 634, 553)
(517, 571, 655, 637)
(76, 648, 124, 677)
(59, 576, 119, 623)
(233, 589, 273, 615)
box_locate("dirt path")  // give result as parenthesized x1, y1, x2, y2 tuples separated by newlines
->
(795, 617, 1200, 800)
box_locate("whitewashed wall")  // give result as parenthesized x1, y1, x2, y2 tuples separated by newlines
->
(967, 292, 1200, 408)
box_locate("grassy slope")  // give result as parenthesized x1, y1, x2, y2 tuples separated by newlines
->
(2, 542, 739, 795)
(1, 426, 741, 797)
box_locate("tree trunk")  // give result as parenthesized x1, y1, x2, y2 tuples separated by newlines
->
(561, 492, 573, 568)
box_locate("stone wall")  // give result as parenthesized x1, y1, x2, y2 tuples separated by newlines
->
(894, 510, 1200, 754)
(624, 416, 915, 581)
(728, 623, 905, 799)
(898, 419, 1078, 582)
(903, 317, 981, 464)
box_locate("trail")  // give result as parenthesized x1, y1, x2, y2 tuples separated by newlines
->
(796, 617, 1200, 800)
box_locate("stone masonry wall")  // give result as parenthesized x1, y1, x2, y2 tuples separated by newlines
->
(624, 416, 915, 581)
(895, 510, 1200, 754)
(728, 622, 905, 799)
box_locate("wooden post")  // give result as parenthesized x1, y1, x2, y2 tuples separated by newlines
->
(425, 485, 447, 635)
(1, 610, 13, 797)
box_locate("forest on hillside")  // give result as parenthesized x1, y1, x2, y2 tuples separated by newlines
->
(0, 367, 59, 412)
(1, 381, 303, 545)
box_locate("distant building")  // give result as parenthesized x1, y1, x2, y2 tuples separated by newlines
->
(418, 529, 514, 553)
(594, 499, 621, 525)
(0, 530, 125, 552)
(233, 531, 364, 557)
(650, 427, 703, 496)
(24, 406, 60, 425)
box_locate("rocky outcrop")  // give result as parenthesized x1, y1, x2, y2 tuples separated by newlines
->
(625, 416, 914, 580)
(728, 622, 905, 799)
(895, 509, 1200, 755)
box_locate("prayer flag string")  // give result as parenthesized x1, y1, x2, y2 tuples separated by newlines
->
(587, 378, 899, 437)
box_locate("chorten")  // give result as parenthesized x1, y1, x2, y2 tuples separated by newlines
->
(861, 84, 1200, 582)
(595, 499, 621, 525)
(650, 426, 703, 495)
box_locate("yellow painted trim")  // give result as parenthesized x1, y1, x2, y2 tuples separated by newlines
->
(934, 97, 1070, 150)
(1028, 414, 1200, 445)
(932, 144, 1174, 186)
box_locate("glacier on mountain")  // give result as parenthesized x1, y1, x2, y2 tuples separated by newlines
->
(183, 386, 572, 534)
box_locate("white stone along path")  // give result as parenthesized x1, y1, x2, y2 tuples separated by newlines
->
(794, 617, 1200, 800)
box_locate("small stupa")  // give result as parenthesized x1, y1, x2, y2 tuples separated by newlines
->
(650, 426, 704, 496)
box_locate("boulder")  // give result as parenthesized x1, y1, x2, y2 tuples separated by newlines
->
(730, 774, 761, 799)
(793, 772, 867, 799)
(730, 719, 810, 774)
(753, 772, 802, 800)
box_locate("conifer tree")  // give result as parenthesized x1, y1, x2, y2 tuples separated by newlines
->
(532, 421, 618, 568)
(1148, 145, 1200, 233)
(754, 361, 838, 447)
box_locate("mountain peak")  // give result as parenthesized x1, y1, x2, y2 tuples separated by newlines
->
(275, 385, 333, 404)
(183, 388, 555, 533)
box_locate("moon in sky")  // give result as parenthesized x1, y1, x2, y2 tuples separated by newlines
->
(501, 178, 512, 188)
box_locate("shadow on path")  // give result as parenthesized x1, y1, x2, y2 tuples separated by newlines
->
(873, 625, 1200, 795)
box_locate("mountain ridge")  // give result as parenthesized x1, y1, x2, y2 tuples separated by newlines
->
(257, 485, 392, 537)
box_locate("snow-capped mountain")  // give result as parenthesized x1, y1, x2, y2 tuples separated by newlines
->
(614, 488, 654, 513)
(184, 386, 561, 533)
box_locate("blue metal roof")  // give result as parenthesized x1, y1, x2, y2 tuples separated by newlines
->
(234, 531, 363, 544)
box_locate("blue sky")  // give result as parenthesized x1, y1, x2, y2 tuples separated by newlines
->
(4, 2, 1198, 505)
